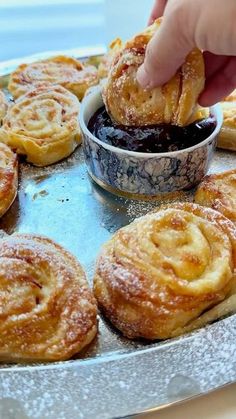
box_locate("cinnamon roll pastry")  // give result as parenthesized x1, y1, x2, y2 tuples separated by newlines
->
(0, 84, 81, 166)
(94, 202, 236, 340)
(0, 143, 18, 217)
(98, 38, 123, 79)
(103, 19, 205, 126)
(0, 234, 97, 361)
(217, 89, 236, 151)
(195, 169, 236, 223)
(0, 90, 8, 124)
(8, 55, 99, 100)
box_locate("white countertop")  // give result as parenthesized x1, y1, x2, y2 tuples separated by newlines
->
(141, 383, 236, 418)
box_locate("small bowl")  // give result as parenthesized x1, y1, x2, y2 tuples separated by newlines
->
(79, 87, 223, 199)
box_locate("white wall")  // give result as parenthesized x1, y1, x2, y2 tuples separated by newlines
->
(0, 0, 155, 61)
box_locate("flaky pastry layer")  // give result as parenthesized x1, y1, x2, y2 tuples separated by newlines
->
(94, 203, 236, 340)
(0, 90, 8, 123)
(0, 234, 97, 361)
(195, 169, 236, 223)
(103, 19, 205, 126)
(8, 55, 99, 100)
(0, 143, 18, 217)
(0, 84, 81, 166)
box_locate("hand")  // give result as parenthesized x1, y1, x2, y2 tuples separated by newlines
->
(137, 0, 236, 106)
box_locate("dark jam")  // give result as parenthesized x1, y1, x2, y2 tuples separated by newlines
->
(88, 106, 216, 153)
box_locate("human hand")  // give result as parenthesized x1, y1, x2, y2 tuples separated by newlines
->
(137, 0, 236, 106)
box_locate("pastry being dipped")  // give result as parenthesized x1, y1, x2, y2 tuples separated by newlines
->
(103, 18, 205, 127)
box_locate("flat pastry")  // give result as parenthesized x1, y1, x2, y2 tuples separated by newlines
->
(0, 84, 81, 166)
(217, 89, 236, 151)
(0, 90, 8, 124)
(103, 19, 205, 126)
(0, 143, 18, 217)
(195, 169, 236, 222)
(94, 202, 236, 340)
(0, 233, 97, 361)
(8, 55, 99, 100)
(98, 38, 123, 79)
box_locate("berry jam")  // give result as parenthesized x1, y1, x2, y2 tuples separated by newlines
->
(88, 106, 216, 153)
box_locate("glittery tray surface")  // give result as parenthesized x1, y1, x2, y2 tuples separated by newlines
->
(0, 51, 236, 419)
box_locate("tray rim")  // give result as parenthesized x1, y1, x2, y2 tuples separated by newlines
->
(0, 50, 236, 419)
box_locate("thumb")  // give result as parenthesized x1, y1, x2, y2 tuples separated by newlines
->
(137, 16, 193, 88)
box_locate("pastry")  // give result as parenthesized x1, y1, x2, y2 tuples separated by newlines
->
(8, 55, 99, 100)
(217, 89, 236, 151)
(103, 19, 205, 126)
(94, 202, 236, 340)
(0, 90, 8, 123)
(98, 38, 123, 79)
(0, 84, 81, 166)
(195, 169, 236, 222)
(0, 233, 97, 361)
(0, 143, 18, 217)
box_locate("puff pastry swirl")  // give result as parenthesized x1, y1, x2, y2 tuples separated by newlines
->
(8, 55, 99, 100)
(94, 203, 236, 340)
(103, 19, 205, 126)
(0, 143, 18, 217)
(195, 169, 236, 223)
(0, 90, 8, 123)
(0, 84, 81, 166)
(0, 234, 97, 361)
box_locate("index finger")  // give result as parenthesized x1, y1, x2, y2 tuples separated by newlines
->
(148, 0, 168, 24)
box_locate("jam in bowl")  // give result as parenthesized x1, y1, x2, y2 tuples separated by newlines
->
(79, 87, 223, 198)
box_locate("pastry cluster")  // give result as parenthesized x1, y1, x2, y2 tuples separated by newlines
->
(218, 89, 236, 151)
(103, 19, 205, 126)
(0, 84, 81, 166)
(0, 234, 97, 361)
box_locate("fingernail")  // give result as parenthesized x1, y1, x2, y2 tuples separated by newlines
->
(137, 66, 151, 88)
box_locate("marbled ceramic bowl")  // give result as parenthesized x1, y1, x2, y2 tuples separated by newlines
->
(79, 87, 223, 198)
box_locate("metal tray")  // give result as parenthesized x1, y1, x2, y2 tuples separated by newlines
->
(0, 51, 236, 419)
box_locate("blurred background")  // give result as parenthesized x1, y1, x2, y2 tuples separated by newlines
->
(0, 0, 153, 61)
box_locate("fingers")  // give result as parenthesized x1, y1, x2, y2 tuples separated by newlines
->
(199, 56, 236, 106)
(137, 13, 193, 88)
(148, 0, 168, 24)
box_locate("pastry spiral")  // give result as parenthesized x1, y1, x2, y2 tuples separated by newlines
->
(0, 84, 81, 166)
(0, 143, 18, 217)
(217, 89, 236, 151)
(195, 169, 236, 223)
(0, 90, 8, 123)
(94, 202, 236, 340)
(8, 55, 99, 100)
(0, 234, 97, 361)
(103, 19, 205, 126)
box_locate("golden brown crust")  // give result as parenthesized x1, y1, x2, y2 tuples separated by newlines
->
(0, 84, 81, 166)
(103, 19, 205, 126)
(8, 55, 99, 100)
(0, 143, 18, 217)
(0, 233, 97, 361)
(195, 169, 236, 223)
(94, 203, 236, 340)
(98, 38, 123, 79)
(0, 90, 8, 123)
(217, 100, 236, 151)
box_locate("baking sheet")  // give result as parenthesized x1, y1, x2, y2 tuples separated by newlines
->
(0, 52, 236, 419)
